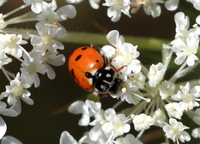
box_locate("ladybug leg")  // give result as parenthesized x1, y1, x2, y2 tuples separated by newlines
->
(116, 65, 127, 72)
(90, 44, 102, 52)
(99, 93, 110, 98)
(106, 62, 127, 72)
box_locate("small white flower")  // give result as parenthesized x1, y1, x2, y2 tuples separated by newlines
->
(36, 4, 76, 38)
(163, 118, 191, 143)
(111, 80, 141, 104)
(0, 34, 27, 58)
(20, 50, 47, 87)
(171, 82, 200, 111)
(172, 35, 199, 66)
(111, 72, 145, 104)
(103, 0, 131, 22)
(68, 100, 90, 126)
(102, 30, 141, 75)
(148, 62, 165, 87)
(111, 42, 141, 75)
(165, 102, 184, 119)
(171, 12, 199, 66)
(1, 73, 33, 106)
(131, 0, 164, 17)
(115, 134, 143, 144)
(158, 80, 175, 99)
(132, 113, 154, 131)
(101, 108, 130, 138)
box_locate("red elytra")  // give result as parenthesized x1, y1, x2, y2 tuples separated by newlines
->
(68, 46, 104, 91)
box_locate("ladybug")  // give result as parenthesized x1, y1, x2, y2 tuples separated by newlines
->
(68, 46, 122, 96)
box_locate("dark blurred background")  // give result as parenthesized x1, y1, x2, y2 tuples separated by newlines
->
(0, 0, 199, 144)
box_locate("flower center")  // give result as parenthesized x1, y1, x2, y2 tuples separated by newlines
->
(184, 46, 195, 56)
(182, 93, 193, 103)
(113, 122, 123, 135)
(34, 0, 43, 3)
(41, 35, 53, 46)
(123, 53, 132, 64)
(121, 87, 127, 93)
(172, 127, 181, 135)
(28, 63, 37, 75)
(114, 0, 124, 10)
(7, 36, 17, 50)
(13, 85, 23, 97)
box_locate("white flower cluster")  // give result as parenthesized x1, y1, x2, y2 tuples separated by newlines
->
(60, 12, 200, 144)
(66, 0, 200, 22)
(0, 0, 76, 142)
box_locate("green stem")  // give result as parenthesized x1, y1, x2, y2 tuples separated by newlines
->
(2, 29, 200, 56)
(59, 32, 170, 51)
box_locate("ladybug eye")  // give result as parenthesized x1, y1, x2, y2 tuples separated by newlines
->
(85, 72, 93, 78)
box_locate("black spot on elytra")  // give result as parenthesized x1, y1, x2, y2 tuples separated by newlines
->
(70, 69, 80, 84)
(70, 69, 75, 78)
(81, 47, 87, 50)
(96, 60, 99, 63)
(75, 55, 82, 61)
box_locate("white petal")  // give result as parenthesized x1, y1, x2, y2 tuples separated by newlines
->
(47, 54, 65, 66)
(104, 108, 116, 121)
(1, 136, 22, 144)
(100, 45, 116, 58)
(59, 131, 77, 144)
(174, 12, 189, 31)
(57, 5, 77, 20)
(0, 109, 19, 117)
(66, 0, 84, 3)
(89, 0, 100, 9)
(196, 15, 200, 25)
(89, 125, 103, 141)
(192, 128, 200, 138)
(0, 117, 6, 139)
(68, 101, 85, 114)
(179, 131, 191, 142)
(174, 54, 186, 65)
(165, 0, 179, 11)
(106, 30, 120, 46)
(45, 64, 56, 80)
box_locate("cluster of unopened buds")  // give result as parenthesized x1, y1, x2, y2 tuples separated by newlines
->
(0, 0, 200, 144)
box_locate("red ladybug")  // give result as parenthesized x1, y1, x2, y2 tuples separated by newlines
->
(68, 46, 122, 96)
